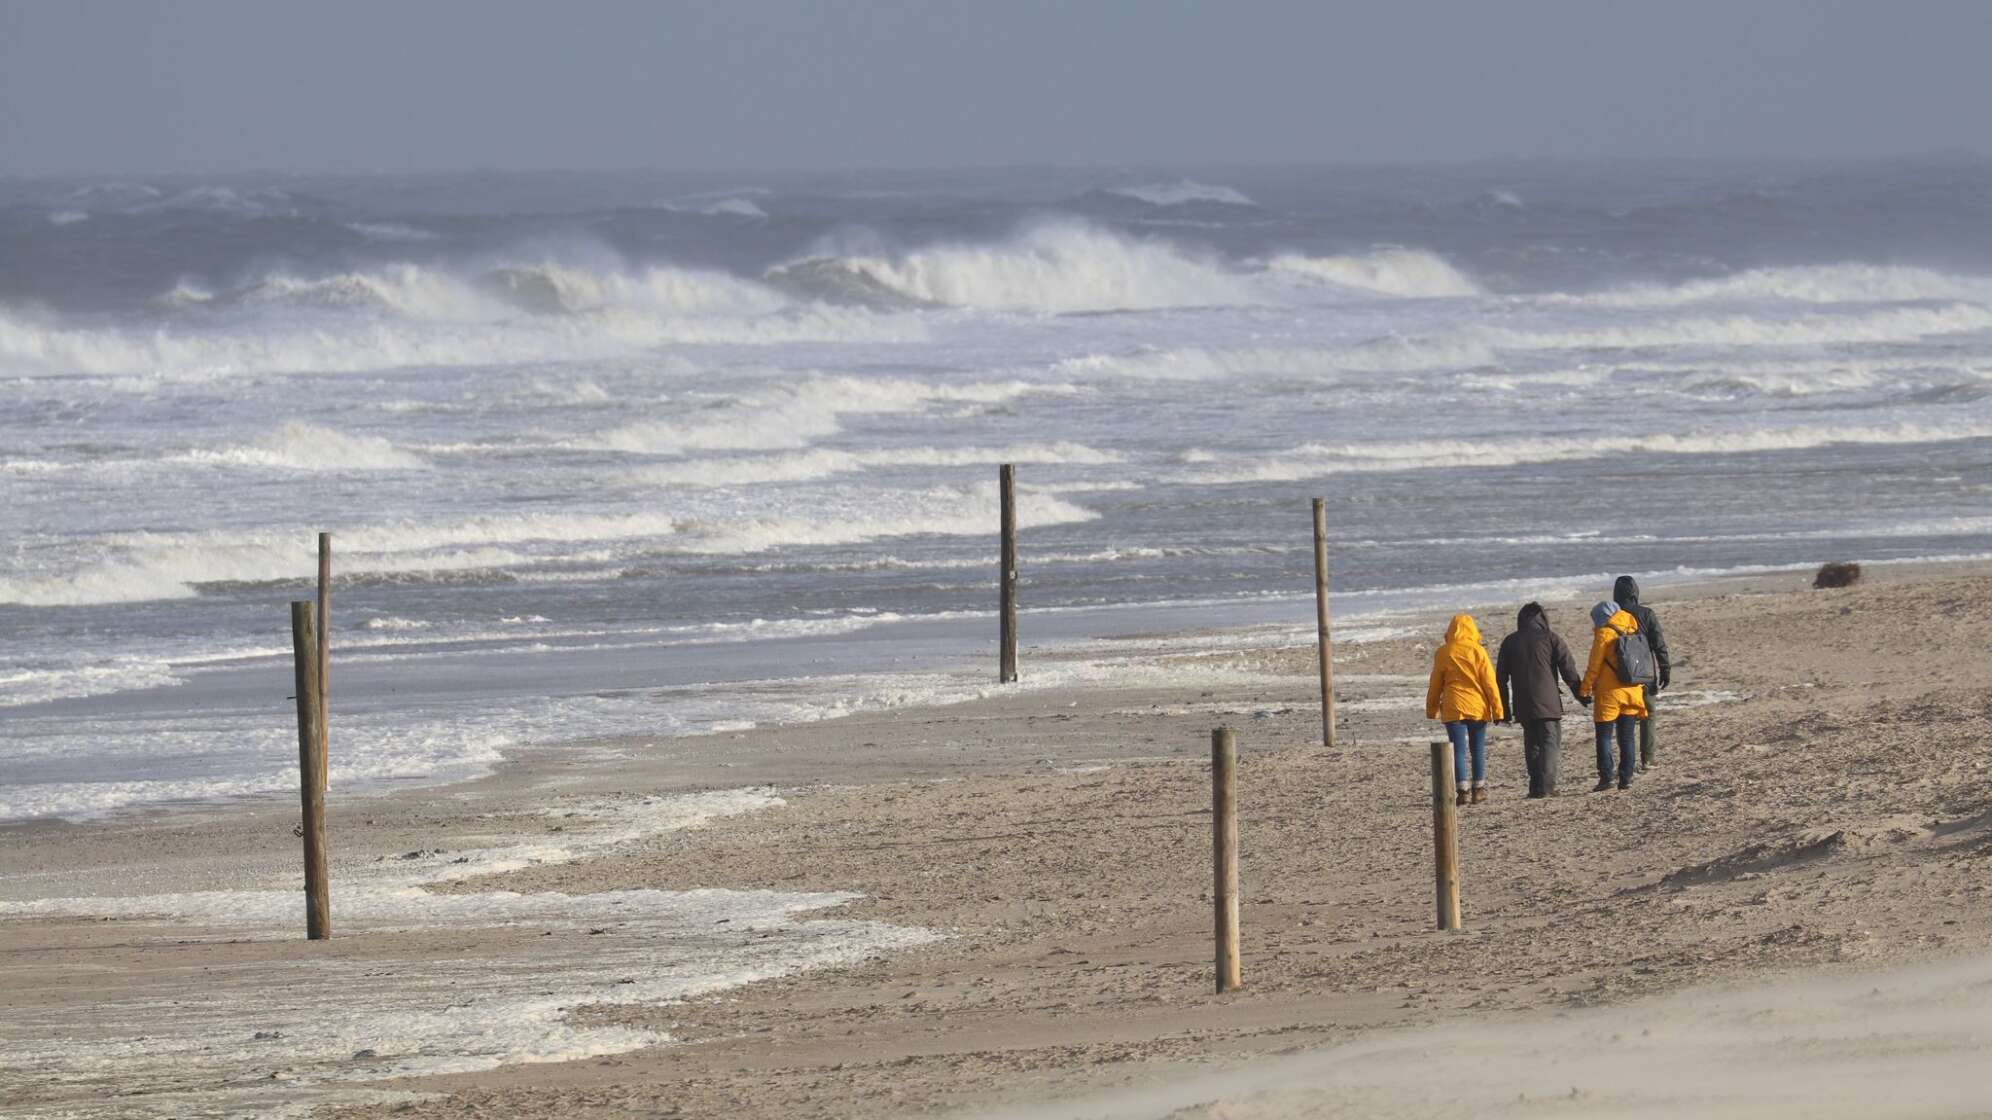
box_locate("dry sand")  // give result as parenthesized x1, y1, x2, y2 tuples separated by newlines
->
(3, 564, 1991, 1117)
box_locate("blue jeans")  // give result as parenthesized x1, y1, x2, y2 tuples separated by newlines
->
(1445, 720, 1488, 787)
(1596, 716, 1637, 785)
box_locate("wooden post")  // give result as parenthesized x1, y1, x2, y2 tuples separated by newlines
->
(1212, 728, 1242, 993)
(316, 532, 330, 796)
(290, 601, 331, 940)
(1311, 499, 1336, 748)
(998, 463, 1018, 683)
(1430, 740, 1462, 931)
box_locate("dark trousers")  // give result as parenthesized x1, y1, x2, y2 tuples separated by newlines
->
(1522, 719, 1562, 796)
(1596, 716, 1638, 785)
(1638, 697, 1658, 767)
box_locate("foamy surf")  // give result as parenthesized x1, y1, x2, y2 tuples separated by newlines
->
(5, 161, 1992, 834)
(0, 790, 941, 1116)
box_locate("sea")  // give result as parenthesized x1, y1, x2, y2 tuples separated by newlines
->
(4, 160, 1991, 821)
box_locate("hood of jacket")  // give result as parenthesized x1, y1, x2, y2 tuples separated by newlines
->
(1613, 575, 1642, 610)
(1443, 614, 1481, 645)
(1516, 602, 1548, 631)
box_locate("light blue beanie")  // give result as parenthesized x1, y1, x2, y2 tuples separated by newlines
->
(1591, 600, 1619, 629)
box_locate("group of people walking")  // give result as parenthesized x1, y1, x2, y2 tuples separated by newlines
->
(1424, 576, 1672, 805)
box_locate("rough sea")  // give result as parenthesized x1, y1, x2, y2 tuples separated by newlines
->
(4, 161, 1990, 820)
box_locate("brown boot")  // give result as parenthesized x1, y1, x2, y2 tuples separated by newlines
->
(1471, 787, 1487, 804)
(1456, 789, 1469, 807)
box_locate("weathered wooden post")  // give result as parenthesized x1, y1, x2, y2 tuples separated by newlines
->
(1430, 740, 1462, 931)
(316, 532, 330, 795)
(998, 463, 1018, 683)
(290, 601, 331, 940)
(1212, 728, 1242, 992)
(1311, 499, 1336, 748)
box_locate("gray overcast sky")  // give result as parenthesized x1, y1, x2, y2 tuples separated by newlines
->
(3, 0, 1990, 175)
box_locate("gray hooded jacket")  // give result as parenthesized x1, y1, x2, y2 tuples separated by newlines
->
(1612, 576, 1672, 689)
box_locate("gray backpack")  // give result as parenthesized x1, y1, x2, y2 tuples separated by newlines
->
(1611, 623, 1659, 689)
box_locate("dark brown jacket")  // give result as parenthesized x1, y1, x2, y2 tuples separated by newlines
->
(1496, 604, 1585, 722)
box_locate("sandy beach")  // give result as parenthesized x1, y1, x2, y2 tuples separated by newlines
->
(5, 562, 1992, 1118)
(0, 561, 1976, 1108)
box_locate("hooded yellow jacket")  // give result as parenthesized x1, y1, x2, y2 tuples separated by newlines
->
(1582, 609, 1649, 723)
(1425, 614, 1504, 722)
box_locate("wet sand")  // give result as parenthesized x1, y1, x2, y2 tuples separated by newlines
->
(4, 563, 1991, 1117)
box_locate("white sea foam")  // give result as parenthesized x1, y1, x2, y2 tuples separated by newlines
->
(774, 220, 1258, 312)
(661, 194, 770, 218)
(1564, 263, 1992, 308)
(586, 376, 1068, 456)
(171, 421, 426, 471)
(661, 482, 1098, 555)
(47, 209, 90, 226)
(0, 483, 1099, 607)
(1491, 301, 1992, 351)
(1192, 421, 1992, 482)
(0, 659, 184, 708)
(1105, 180, 1258, 207)
(346, 220, 442, 242)
(0, 541, 531, 607)
(0, 791, 940, 1110)
(1049, 335, 1504, 380)
(0, 259, 919, 381)
(626, 441, 1121, 486)
(1265, 248, 1482, 297)
(363, 616, 433, 631)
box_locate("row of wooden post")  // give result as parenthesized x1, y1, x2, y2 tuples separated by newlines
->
(282, 470, 1403, 962)
(997, 468, 1337, 753)
(997, 464, 1364, 992)
(1206, 729, 1464, 992)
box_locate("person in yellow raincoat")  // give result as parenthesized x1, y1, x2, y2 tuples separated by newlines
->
(1425, 614, 1504, 805)
(1578, 599, 1649, 791)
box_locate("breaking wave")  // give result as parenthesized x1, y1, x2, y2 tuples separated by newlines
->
(0, 265, 918, 380)
(626, 441, 1121, 487)
(1104, 180, 1258, 207)
(584, 376, 1073, 456)
(1565, 264, 1992, 308)
(171, 422, 427, 472)
(768, 220, 1258, 312)
(1265, 248, 1482, 297)
(0, 483, 1099, 607)
(1192, 421, 1992, 483)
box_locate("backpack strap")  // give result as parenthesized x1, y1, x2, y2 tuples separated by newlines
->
(1606, 621, 1631, 674)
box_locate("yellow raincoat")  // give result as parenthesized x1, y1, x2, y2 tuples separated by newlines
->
(1582, 609, 1649, 722)
(1425, 614, 1504, 722)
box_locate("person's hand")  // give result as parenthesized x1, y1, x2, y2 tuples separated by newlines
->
(1576, 693, 1591, 707)
(1658, 669, 1671, 692)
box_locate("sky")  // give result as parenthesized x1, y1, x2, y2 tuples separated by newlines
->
(3, 0, 1991, 175)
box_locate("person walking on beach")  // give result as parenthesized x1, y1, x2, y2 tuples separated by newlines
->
(1495, 602, 1587, 798)
(1612, 576, 1672, 771)
(1578, 599, 1649, 791)
(1426, 614, 1504, 805)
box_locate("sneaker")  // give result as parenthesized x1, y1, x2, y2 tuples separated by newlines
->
(1618, 778, 1633, 790)
(1592, 779, 1612, 792)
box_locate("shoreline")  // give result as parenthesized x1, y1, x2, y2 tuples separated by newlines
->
(7, 550, 1981, 836)
(5, 559, 1991, 1117)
